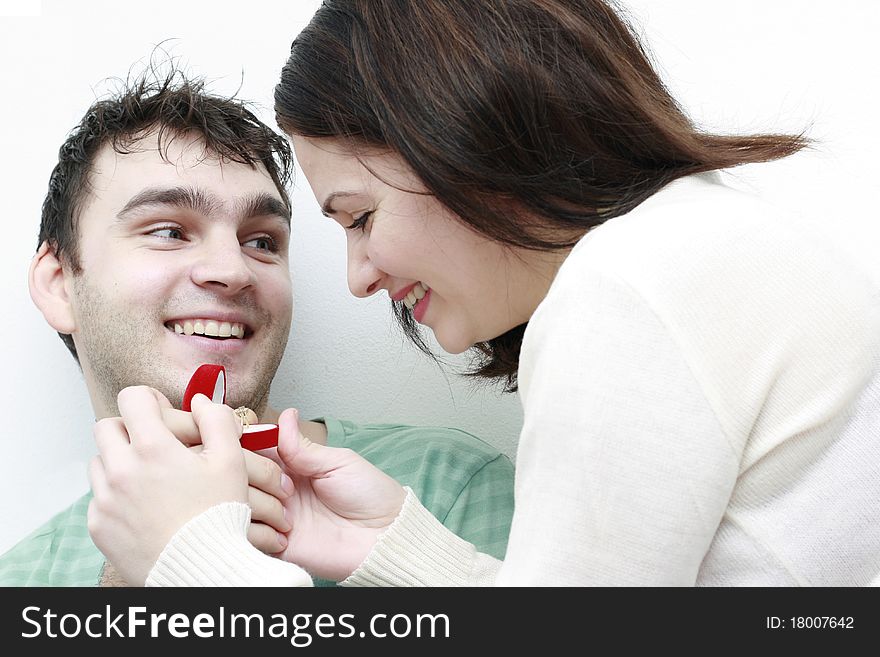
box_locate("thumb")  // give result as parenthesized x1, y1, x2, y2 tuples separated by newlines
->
(277, 408, 339, 477)
(189, 393, 242, 455)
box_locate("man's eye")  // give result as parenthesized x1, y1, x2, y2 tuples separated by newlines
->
(149, 226, 184, 240)
(243, 236, 278, 252)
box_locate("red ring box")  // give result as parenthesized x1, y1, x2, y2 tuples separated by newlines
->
(182, 363, 279, 451)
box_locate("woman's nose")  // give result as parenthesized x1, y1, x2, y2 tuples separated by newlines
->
(346, 238, 383, 298)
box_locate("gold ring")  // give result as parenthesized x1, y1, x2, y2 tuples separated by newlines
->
(234, 406, 254, 429)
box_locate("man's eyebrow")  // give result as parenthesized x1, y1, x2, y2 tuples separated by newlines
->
(117, 186, 220, 220)
(321, 191, 363, 217)
(236, 192, 292, 226)
(117, 187, 290, 224)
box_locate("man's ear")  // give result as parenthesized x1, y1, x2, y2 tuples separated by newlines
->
(29, 241, 76, 334)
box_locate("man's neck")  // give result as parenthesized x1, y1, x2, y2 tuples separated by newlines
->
(261, 405, 281, 423)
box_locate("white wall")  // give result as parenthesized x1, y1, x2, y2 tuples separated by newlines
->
(0, 0, 877, 555)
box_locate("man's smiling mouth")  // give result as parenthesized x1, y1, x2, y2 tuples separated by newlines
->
(164, 319, 248, 339)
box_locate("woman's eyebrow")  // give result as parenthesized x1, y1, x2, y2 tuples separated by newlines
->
(321, 191, 363, 217)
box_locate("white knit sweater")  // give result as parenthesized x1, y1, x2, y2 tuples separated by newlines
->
(150, 173, 880, 586)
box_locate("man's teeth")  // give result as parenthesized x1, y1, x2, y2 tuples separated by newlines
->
(172, 320, 245, 338)
(403, 282, 429, 309)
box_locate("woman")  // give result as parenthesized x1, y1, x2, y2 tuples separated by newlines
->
(90, 0, 880, 585)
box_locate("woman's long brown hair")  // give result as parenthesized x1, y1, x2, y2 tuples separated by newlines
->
(276, 0, 808, 391)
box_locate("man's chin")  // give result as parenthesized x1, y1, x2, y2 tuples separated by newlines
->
(155, 340, 280, 413)
(225, 387, 270, 419)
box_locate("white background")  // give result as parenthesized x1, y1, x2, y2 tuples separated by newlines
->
(0, 0, 877, 554)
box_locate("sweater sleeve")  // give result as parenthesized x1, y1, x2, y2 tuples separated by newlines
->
(341, 487, 502, 586)
(146, 502, 313, 587)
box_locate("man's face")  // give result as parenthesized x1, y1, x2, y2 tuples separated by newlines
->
(68, 131, 292, 418)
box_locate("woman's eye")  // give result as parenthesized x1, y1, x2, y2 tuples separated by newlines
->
(346, 211, 373, 232)
(242, 236, 278, 252)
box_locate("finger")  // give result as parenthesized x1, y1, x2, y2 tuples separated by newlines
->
(160, 407, 202, 446)
(189, 393, 242, 456)
(116, 385, 180, 452)
(87, 454, 108, 499)
(93, 417, 134, 468)
(251, 445, 283, 469)
(247, 485, 292, 533)
(247, 522, 289, 555)
(244, 450, 294, 499)
(277, 408, 338, 477)
(146, 387, 174, 410)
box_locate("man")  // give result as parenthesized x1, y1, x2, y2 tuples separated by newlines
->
(0, 66, 514, 586)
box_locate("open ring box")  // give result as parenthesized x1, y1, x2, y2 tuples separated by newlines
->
(182, 363, 279, 451)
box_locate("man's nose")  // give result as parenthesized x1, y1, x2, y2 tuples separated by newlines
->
(190, 234, 256, 294)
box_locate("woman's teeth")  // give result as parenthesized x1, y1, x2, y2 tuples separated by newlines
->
(171, 320, 245, 338)
(403, 282, 429, 309)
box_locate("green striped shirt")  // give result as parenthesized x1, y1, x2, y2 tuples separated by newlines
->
(0, 417, 514, 586)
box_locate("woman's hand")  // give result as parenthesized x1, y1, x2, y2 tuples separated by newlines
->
(273, 408, 407, 582)
(87, 386, 249, 586)
(132, 392, 294, 555)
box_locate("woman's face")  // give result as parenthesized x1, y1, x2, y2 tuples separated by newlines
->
(292, 136, 562, 354)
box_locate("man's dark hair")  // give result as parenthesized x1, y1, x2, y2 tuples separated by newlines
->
(39, 62, 292, 362)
